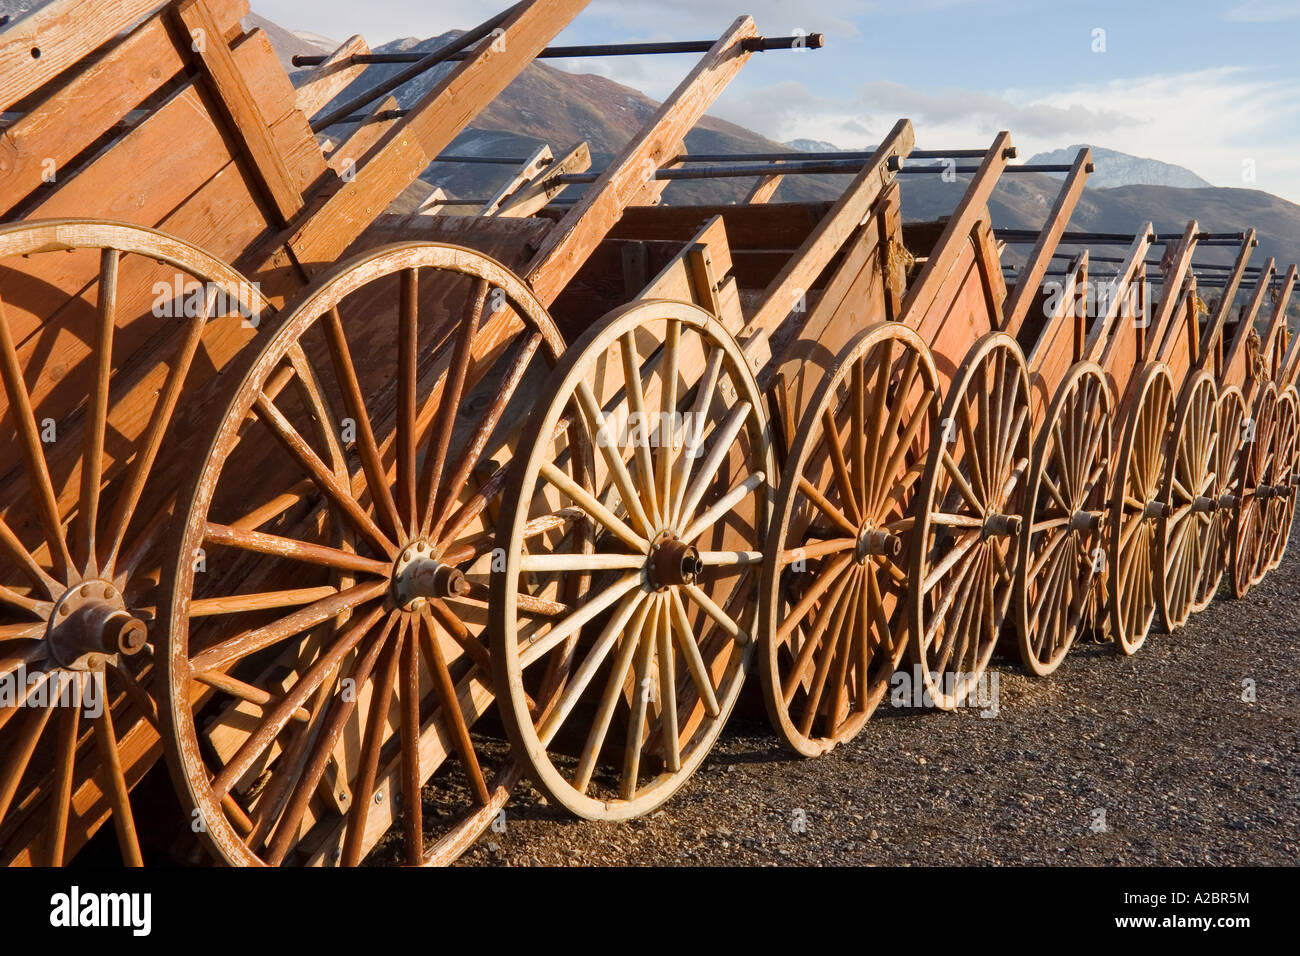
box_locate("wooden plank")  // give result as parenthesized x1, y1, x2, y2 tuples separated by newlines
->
(744, 171, 783, 204)
(0, 0, 247, 219)
(1199, 230, 1257, 372)
(0, 0, 171, 112)
(328, 94, 401, 176)
(741, 118, 913, 340)
(896, 131, 1013, 329)
(281, 0, 589, 271)
(1224, 259, 1278, 391)
(7, 28, 315, 348)
(767, 186, 898, 417)
(1277, 269, 1300, 388)
(1003, 147, 1092, 336)
(1086, 226, 1153, 365)
(176, 0, 303, 225)
(482, 144, 552, 216)
(294, 34, 369, 119)
(611, 201, 831, 249)
(495, 141, 590, 218)
(523, 16, 759, 306)
(1150, 220, 1199, 363)
(1258, 262, 1296, 378)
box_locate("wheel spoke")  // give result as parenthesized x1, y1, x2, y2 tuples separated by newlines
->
(190, 580, 387, 674)
(0, 296, 73, 580)
(323, 307, 403, 540)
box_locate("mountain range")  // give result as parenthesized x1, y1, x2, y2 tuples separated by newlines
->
(283, 24, 1299, 272)
(3, 2, 1297, 275)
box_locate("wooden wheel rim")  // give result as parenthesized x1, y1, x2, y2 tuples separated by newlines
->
(1015, 362, 1111, 677)
(1156, 372, 1218, 631)
(491, 299, 773, 820)
(0, 219, 268, 866)
(761, 323, 937, 756)
(1231, 382, 1278, 597)
(1265, 388, 1296, 570)
(910, 332, 1030, 711)
(1193, 386, 1245, 611)
(160, 242, 562, 866)
(1107, 364, 1173, 654)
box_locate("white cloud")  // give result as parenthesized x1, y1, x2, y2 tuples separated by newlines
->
(709, 67, 1300, 203)
(1224, 0, 1300, 22)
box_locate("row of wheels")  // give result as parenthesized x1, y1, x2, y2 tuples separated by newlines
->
(3, 222, 1295, 866)
(760, 327, 1298, 758)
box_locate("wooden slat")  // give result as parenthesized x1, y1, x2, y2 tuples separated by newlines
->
(1003, 147, 1092, 336)
(1199, 230, 1257, 371)
(482, 144, 553, 216)
(1224, 259, 1278, 391)
(175, 0, 303, 225)
(741, 118, 914, 341)
(523, 16, 759, 306)
(1152, 222, 1200, 364)
(327, 95, 401, 176)
(281, 0, 589, 271)
(1086, 226, 1153, 365)
(1257, 262, 1296, 378)
(896, 131, 1013, 330)
(495, 141, 591, 218)
(744, 171, 783, 204)
(0, 0, 171, 112)
(294, 34, 369, 119)
(0, 0, 247, 219)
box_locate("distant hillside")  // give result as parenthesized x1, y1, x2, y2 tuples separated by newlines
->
(308, 32, 841, 206)
(243, 13, 334, 73)
(1029, 145, 1212, 190)
(784, 138, 842, 153)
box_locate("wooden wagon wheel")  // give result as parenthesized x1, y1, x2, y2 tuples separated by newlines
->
(1106, 364, 1173, 653)
(0, 219, 268, 865)
(1265, 387, 1297, 570)
(910, 332, 1030, 710)
(1230, 382, 1277, 598)
(1156, 371, 1218, 631)
(1014, 362, 1111, 677)
(761, 324, 937, 756)
(490, 300, 772, 819)
(160, 243, 565, 866)
(1192, 386, 1246, 612)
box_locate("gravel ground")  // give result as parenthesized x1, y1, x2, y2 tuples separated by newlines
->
(456, 529, 1300, 867)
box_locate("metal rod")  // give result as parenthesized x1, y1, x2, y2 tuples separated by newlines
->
(996, 229, 1156, 245)
(310, 3, 520, 132)
(294, 33, 823, 68)
(895, 164, 1074, 175)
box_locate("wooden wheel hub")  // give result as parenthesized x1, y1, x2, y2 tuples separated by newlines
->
(1142, 500, 1170, 520)
(649, 532, 702, 589)
(390, 540, 469, 610)
(981, 513, 1023, 539)
(855, 525, 901, 563)
(1069, 509, 1102, 533)
(1190, 496, 1218, 514)
(46, 580, 146, 670)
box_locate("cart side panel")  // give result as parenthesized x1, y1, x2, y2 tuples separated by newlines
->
(0, 0, 249, 220)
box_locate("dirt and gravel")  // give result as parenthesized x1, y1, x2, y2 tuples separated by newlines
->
(456, 532, 1300, 867)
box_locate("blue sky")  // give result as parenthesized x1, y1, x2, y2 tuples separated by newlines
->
(256, 0, 1300, 201)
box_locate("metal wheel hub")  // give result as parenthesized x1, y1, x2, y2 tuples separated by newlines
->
(649, 531, 702, 589)
(391, 539, 469, 610)
(45, 579, 146, 671)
